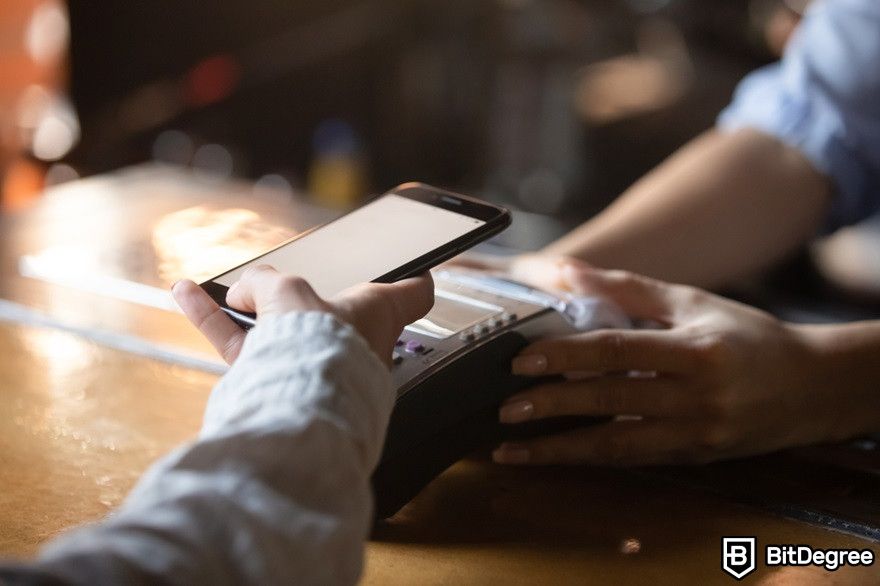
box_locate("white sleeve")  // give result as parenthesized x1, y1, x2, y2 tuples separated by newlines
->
(3, 312, 393, 586)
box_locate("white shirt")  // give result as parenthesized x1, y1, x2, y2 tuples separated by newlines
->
(1, 312, 394, 585)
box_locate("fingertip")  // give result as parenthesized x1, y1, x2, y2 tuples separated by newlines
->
(421, 270, 435, 291)
(511, 354, 547, 375)
(393, 273, 436, 317)
(499, 399, 535, 424)
(417, 272, 436, 309)
(560, 262, 601, 293)
(241, 264, 278, 281)
(560, 261, 583, 279)
(172, 279, 220, 322)
(225, 280, 240, 303)
(560, 262, 581, 287)
(402, 271, 434, 297)
(492, 443, 531, 465)
(171, 279, 204, 306)
(406, 270, 434, 289)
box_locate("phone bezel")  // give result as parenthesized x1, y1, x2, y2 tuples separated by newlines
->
(199, 182, 511, 327)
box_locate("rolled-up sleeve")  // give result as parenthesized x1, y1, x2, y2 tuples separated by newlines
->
(718, 0, 880, 229)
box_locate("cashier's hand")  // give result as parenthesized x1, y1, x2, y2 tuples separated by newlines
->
(447, 252, 572, 291)
(493, 262, 831, 466)
(172, 266, 434, 366)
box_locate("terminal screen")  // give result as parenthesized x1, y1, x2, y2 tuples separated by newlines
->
(407, 293, 501, 338)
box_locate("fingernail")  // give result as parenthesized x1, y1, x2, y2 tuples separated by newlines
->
(170, 280, 181, 291)
(492, 443, 530, 465)
(499, 400, 534, 424)
(512, 354, 547, 375)
(561, 263, 579, 279)
(561, 262, 592, 286)
(227, 281, 239, 296)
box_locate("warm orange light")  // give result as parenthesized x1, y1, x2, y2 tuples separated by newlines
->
(619, 537, 642, 555)
(1, 157, 45, 212)
(576, 19, 692, 125)
(576, 54, 688, 125)
(151, 206, 294, 285)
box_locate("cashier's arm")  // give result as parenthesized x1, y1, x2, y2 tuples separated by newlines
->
(0, 266, 433, 586)
(514, 0, 880, 290)
(490, 0, 880, 466)
(493, 262, 880, 466)
(526, 128, 831, 289)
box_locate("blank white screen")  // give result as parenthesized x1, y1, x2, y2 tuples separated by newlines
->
(214, 194, 486, 298)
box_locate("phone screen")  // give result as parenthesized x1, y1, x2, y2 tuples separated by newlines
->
(212, 194, 487, 298)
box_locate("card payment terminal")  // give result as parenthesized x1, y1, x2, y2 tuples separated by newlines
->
(372, 269, 630, 519)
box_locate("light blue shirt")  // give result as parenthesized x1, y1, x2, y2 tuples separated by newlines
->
(718, 0, 880, 230)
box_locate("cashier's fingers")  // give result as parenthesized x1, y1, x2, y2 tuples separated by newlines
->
(492, 421, 712, 467)
(499, 377, 691, 423)
(226, 265, 329, 316)
(441, 252, 512, 273)
(172, 279, 247, 364)
(513, 329, 698, 376)
(559, 264, 678, 323)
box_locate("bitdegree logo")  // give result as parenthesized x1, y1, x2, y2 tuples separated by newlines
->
(722, 537, 756, 580)
(722, 537, 875, 579)
(766, 545, 874, 571)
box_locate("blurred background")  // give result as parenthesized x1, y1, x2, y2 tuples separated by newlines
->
(1, 0, 797, 232)
(2, 0, 879, 317)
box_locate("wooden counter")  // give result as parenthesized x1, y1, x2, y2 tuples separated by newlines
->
(1, 316, 876, 584)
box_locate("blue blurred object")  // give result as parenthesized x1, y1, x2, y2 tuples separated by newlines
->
(312, 118, 360, 156)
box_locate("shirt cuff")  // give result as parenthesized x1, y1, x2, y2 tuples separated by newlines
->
(718, 65, 878, 231)
(200, 311, 394, 469)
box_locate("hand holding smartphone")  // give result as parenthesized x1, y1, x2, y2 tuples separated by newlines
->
(200, 183, 511, 327)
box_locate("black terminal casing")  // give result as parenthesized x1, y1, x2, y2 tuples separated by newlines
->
(372, 331, 603, 520)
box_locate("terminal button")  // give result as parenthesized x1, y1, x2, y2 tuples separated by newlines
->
(405, 340, 426, 354)
(392, 352, 403, 365)
(503, 312, 517, 323)
(475, 324, 490, 335)
(459, 331, 475, 342)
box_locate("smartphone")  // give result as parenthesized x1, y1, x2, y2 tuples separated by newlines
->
(200, 182, 511, 327)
